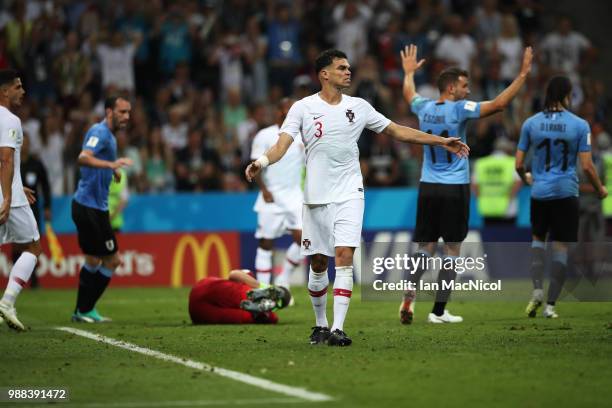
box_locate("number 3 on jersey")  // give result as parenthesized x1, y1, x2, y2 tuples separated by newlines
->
(314, 121, 323, 138)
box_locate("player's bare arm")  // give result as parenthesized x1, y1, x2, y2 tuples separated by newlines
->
(78, 149, 133, 170)
(0, 146, 14, 224)
(23, 186, 36, 205)
(382, 122, 470, 158)
(245, 133, 293, 182)
(480, 47, 533, 117)
(514, 149, 532, 185)
(228, 269, 260, 288)
(400, 44, 426, 104)
(578, 151, 608, 199)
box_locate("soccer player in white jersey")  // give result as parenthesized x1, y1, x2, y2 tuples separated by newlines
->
(0, 69, 42, 331)
(246, 49, 469, 346)
(251, 98, 305, 288)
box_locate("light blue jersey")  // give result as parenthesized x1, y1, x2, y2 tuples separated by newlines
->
(411, 96, 481, 184)
(518, 110, 591, 200)
(74, 120, 117, 211)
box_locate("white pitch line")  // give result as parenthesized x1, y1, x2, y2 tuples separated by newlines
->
(34, 397, 307, 407)
(55, 327, 333, 402)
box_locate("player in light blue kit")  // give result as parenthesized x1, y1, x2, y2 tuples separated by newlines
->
(71, 96, 133, 323)
(516, 76, 607, 318)
(399, 44, 533, 324)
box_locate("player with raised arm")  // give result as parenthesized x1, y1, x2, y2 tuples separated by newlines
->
(0, 69, 42, 331)
(399, 44, 532, 324)
(71, 96, 133, 323)
(517, 76, 607, 318)
(251, 98, 305, 289)
(246, 49, 469, 346)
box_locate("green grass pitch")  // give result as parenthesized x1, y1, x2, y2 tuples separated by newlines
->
(1, 287, 611, 407)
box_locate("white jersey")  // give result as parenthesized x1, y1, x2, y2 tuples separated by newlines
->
(251, 124, 305, 212)
(280, 93, 391, 204)
(0, 106, 28, 207)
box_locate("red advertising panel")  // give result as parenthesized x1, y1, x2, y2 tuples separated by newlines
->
(0, 232, 240, 288)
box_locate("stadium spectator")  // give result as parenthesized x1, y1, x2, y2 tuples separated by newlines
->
(174, 128, 222, 192)
(54, 31, 92, 109)
(332, 1, 373, 64)
(434, 14, 477, 71)
(266, 3, 301, 96)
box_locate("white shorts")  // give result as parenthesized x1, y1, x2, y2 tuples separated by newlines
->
(301, 199, 364, 256)
(255, 204, 303, 240)
(0, 205, 40, 244)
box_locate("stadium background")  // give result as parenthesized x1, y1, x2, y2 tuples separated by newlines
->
(0, 0, 609, 289)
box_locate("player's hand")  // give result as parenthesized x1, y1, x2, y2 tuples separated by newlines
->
(441, 137, 470, 158)
(23, 187, 36, 205)
(262, 190, 274, 203)
(598, 186, 608, 199)
(111, 157, 133, 170)
(0, 200, 10, 225)
(113, 169, 122, 183)
(245, 161, 262, 182)
(400, 44, 426, 74)
(523, 172, 533, 186)
(519, 46, 533, 77)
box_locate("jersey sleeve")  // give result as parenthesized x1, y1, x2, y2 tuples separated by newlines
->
(364, 101, 391, 134)
(82, 127, 108, 156)
(279, 101, 304, 140)
(0, 117, 20, 149)
(517, 119, 531, 152)
(410, 95, 431, 115)
(578, 120, 592, 153)
(250, 131, 269, 160)
(455, 100, 482, 121)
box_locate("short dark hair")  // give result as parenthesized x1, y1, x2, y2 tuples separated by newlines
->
(276, 286, 292, 309)
(544, 76, 572, 111)
(104, 96, 127, 110)
(0, 69, 19, 87)
(315, 49, 348, 74)
(437, 67, 469, 93)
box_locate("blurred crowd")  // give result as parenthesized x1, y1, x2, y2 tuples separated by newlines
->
(0, 0, 608, 194)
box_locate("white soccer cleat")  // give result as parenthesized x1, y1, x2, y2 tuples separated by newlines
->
(427, 310, 463, 323)
(0, 300, 26, 331)
(543, 304, 559, 318)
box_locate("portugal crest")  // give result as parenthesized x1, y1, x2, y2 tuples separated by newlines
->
(345, 109, 355, 123)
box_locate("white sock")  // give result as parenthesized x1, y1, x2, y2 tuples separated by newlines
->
(331, 266, 353, 332)
(308, 266, 329, 327)
(255, 247, 273, 285)
(277, 242, 303, 288)
(1, 252, 37, 306)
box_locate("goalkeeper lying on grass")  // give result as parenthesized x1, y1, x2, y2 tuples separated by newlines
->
(189, 269, 292, 324)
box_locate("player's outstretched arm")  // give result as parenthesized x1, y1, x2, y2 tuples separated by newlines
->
(78, 149, 133, 170)
(400, 44, 426, 104)
(579, 151, 608, 199)
(245, 133, 293, 182)
(514, 149, 532, 185)
(0, 146, 14, 224)
(229, 269, 260, 288)
(479, 47, 533, 118)
(382, 122, 470, 158)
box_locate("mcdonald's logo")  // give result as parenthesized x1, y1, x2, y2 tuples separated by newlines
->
(171, 234, 232, 287)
